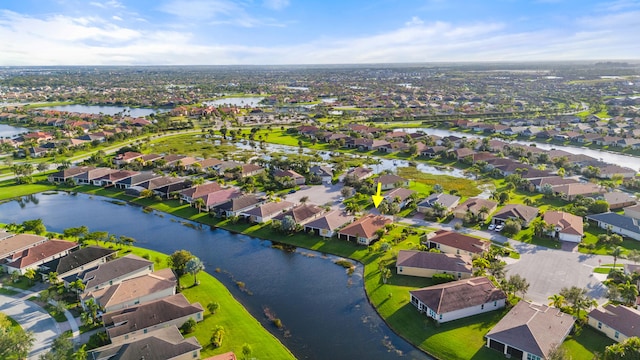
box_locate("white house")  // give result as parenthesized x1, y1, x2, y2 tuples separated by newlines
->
(543, 211, 584, 243)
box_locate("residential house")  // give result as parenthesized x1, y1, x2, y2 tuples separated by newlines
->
(396, 250, 473, 279)
(553, 183, 605, 201)
(113, 152, 144, 166)
(383, 188, 416, 209)
(273, 204, 325, 226)
(115, 172, 162, 190)
(417, 193, 461, 214)
(337, 214, 392, 245)
(241, 200, 295, 223)
(80, 254, 154, 292)
(139, 153, 163, 166)
(543, 211, 584, 243)
(48, 166, 96, 184)
(103, 293, 204, 344)
(140, 177, 191, 199)
(453, 198, 498, 220)
(346, 167, 374, 181)
(374, 174, 409, 191)
(273, 169, 306, 186)
(485, 302, 575, 360)
(83, 268, 177, 313)
(94, 170, 139, 187)
(0, 234, 49, 261)
(2, 239, 78, 275)
(309, 165, 334, 184)
(424, 230, 489, 256)
(89, 325, 202, 360)
(212, 195, 262, 218)
(420, 146, 447, 158)
(229, 164, 264, 179)
(588, 305, 640, 343)
(598, 165, 636, 179)
(527, 176, 578, 193)
(409, 277, 506, 323)
(40, 246, 117, 283)
(72, 167, 117, 185)
(603, 192, 637, 210)
(195, 158, 223, 172)
(198, 188, 243, 212)
(178, 182, 223, 204)
(304, 211, 354, 238)
(586, 213, 640, 241)
(623, 204, 640, 220)
(491, 204, 539, 227)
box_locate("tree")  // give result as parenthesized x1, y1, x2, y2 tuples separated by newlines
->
(168, 250, 194, 276)
(548, 294, 565, 309)
(531, 217, 548, 238)
(69, 279, 86, 300)
(24, 268, 37, 285)
(81, 298, 100, 326)
(618, 280, 639, 306)
(506, 274, 530, 298)
(559, 286, 596, 318)
(21, 218, 46, 235)
(629, 249, 640, 264)
(611, 246, 624, 269)
(604, 336, 640, 360)
(547, 343, 569, 360)
(180, 318, 197, 334)
(193, 198, 206, 213)
(502, 219, 522, 236)
(380, 267, 391, 284)
(185, 257, 205, 286)
(242, 343, 253, 360)
(207, 302, 220, 314)
(211, 325, 225, 348)
(0, 322, 34, 360)
(47, 272, 60, 285)
(39, 330, 77, 360)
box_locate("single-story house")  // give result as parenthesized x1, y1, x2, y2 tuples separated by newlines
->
(543, 211, 584, 243)
(114, 172, 161, 190)
(273, 169, 306, 186)
(47, 166, 95, 183)
(553, 183, 606, 201)
(179, 182, 223, 204)
(113, 151, 143, 166)
(240, 200, 295, 223)
(198, 188, 243, 212)
(374, 175, 409, 191)
(588, 305, 640, 343)
(0, 233, 49, 261)
(527, 176, 578, 193)
(94, 170, 140, 187)
(79, 254, 154, 292)
(383, 188, 416, 209)
(491, 204, 539, 227)
(273, 204, 325, 226)
(453, 198, 498, 220)
(309, 165, 333, 184)
(346, 167, 374, 181)
(396, 250, 473, 279)
(2, 239, 78, 275)
(337, 214, 392, 245)
(211, 195, 263, 218)
(586, 212, 640, 241)
(410, 277, 506, 323)
(73, 167, 118, 185)
(103, 293, 204, 344)
(83, 268, 177, 313)
(424, 230, 490, 256)
(417, 193, 461, 214)
(89, 325, 202, 360)
(624, 204, 640, 220)
(39, 246, 116, 283)
(141, 177, 191, 199)
(603, 192, 637, 210)
(304, 211, 354, 238)
(485, 302, 575, 360)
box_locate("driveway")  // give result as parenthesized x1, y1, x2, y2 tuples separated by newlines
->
(0, 292, 60, 360)
(282, 183, 344, 208)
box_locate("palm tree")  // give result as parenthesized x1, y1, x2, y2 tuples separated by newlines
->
(618, 281, 639, 306)
(24, 268, 37, 285)
(345, 201, 361, 215)
(611, 246, 624, 269)
(48, 271, 60, 285)
(185, 257, 205, 286)
(548, 294, 565, 309)
(193, 198, 206, 213)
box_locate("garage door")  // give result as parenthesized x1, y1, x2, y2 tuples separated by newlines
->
(489, 339, 505, 353)
(507, 346, 523, 359)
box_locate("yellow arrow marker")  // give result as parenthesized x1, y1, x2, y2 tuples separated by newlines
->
(372, 182, 384, 208)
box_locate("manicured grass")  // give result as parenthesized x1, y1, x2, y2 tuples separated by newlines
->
(0, 287, 18, 296)
(594, 267, 615, 274)
(512, 227, 562, 249)
(0, 275, 36, 291)
(43, 304, 68, 322)
(562, 325, 614, 359)
(0, 176, 56, 200)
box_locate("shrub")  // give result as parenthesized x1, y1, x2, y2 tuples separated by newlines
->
(207, 302, 220, 314)
(180, 318, 196, 334)
(211, 325, 225, 348)
(432, 273, 456, 284)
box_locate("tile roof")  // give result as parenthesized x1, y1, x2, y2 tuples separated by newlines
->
(82, 254, 153, 290)
(304, 210, 354, 231)
(384, 188, 416, 202)
(486, 301, 575, 359)
(0, 233, 48, 259)
(179, 182, 223, 199)
(396, 250, 472, 274)
(103, 293, 203, 339)
(418, 193, 461, 209)
(410, 277, 505, 314)
(588, 305, 640, 338)
(338, 214, 392, 239)
(374, 174, 407, 186)
(273, 204, 324, 223)
(4, 239, 78, 269)
(543, 211, 584, 236)
(242, 201, 294, 217)
(427, 230, 488, 254)
(493, 204, 539, 223)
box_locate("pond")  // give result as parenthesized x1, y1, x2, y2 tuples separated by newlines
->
(0, 192, 432, 360)
(204, 97, 265, 107)
(399, 127, 640, 172)
(0, 123, 30, 138)
(38, 105, 168, 118)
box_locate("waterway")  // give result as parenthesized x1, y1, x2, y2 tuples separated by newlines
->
(0, 123, 30, 138)
(38, 105, 168, 117)
(0, 192, 431, 360)
(400, 127, 640, 171)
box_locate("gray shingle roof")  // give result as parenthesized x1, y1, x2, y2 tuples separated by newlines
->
(588, 305, 640, 338)
(410, 277, 505, 314)
(586, 212, 640, 234)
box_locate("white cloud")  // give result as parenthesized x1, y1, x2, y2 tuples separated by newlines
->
(158, 0, 286, 27)
(263, 0, 290, 10)
(112, 15, 123, 21)
(405, 16, 424, 27)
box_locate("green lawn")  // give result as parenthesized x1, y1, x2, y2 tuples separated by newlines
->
(0, 176, 56, 200)
(562, 325, 614, 359)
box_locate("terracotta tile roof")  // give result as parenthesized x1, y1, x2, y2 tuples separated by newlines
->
(410, 277, 505, 314)
(493, 204, 539, 223)
(201, 188, 242, 207)
(4, 239, 78, 269)
(543, 211, 583, 236)
(338, 214, 392, 239)
(179, 182, 223, 199)
(82, 254, 153, 290)
(0, 234, 48, 259)
(304, 211, 354, 231)
(384, 188, 416, 202)
(274, 204, 325, 223)
(242, 201, 294, 217)
(486, 302, 575, 359)
(374, 174, 407, 186)
(426, 230, 489, 254)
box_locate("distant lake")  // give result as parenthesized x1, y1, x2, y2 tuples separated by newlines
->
(203, 97, 265, 107)
(0, 124, 29, 138)
(39, 105, 168, 117)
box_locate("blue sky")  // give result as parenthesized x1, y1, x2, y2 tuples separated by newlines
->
(1, 0, 639, 65)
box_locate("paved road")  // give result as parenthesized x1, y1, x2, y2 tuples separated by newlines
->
(0, 292, 60, 360)
(402, 215, 625, 305)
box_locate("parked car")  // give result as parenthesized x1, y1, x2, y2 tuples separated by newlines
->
(288, 189, 297, 194)
(488, 224, 496, 231)
(495, 224, 504, 232)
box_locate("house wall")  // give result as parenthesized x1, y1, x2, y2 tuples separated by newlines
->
(559, 232, 582, 243)
(587, 316, 629, 343)
(610, 201, 637, 210)
(397, 266, 472, 279)
(104, 286, 176, 313)
(87, 266, 153, 292)
(594, 221, 640, 241)
(110, 310, 204, 344)
(411, 295, 505, 323)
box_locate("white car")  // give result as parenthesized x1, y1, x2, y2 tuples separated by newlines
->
(487, 224, 496, 231)
(495, 224, 504, 232)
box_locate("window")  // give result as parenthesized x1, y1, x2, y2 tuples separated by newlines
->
(134, 300, 140, 305)
(124, 335, 129, 340)
(143, 329, 147, 334)
(456, 249, 460, 255)
(192, 351, 198, 358)
(494, 301, 497, 306)
(598, 322, 602, 329)
(398, 267, 403, 272)
(439, 314, 442, 320)
(197, 313, 201, 320)
(615, 331, 619, 339)
(481, 304, 484, 310)
(526, 354, 541, 360)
